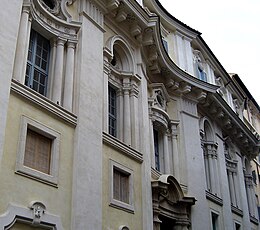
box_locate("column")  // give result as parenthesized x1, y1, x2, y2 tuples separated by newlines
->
(174, 31, 185, 70)
(208, 146, 216, 194)
(123, 78, 131, 145)
(52, 38, 66, 105)
(183, 37, 194, 74)
(228, 171, 236, 206)
(118, 89, 124, 140)
(150, 119, 156, 169)
(130, 80, 139, 149)
(233, 173, 241, 208)
(47, 39, 57, 99)
(13, 6, 31, 83)
(163, 130, 170, 174)
(171, 123, 180, 181)
(212, 150, 220, 196)
(63, 41, 76, 111)
(102, 56, 110, 133)
(203, 147, 210, 190)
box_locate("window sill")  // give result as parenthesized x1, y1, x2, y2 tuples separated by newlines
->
(103, 132, 143, 163)
(206, 190, 223, 206)
(109, 199, 134, 214)
(11, 80, 77, 126)
(231, 205, 243, 217)
(15, 169, 58, 187)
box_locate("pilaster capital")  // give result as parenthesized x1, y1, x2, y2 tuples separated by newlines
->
(56, 37, 67, 46)
(67, 40, 77, 49)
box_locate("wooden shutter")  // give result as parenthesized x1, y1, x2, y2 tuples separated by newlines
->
(24, 129, 51, 174)
(113, 168, 129, 203)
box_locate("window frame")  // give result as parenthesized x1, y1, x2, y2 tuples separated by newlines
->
(15, 116, 60, 186)
(25, 29, 50, 96)
(109, 160, 134, 213)
(108, 84, 117, 137)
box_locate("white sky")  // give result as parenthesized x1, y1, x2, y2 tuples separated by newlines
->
(159, 0, 260, 105)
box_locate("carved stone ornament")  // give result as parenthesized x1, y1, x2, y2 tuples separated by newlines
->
(40, 0, 61, 16)
(155, 90, 165, 108)
(29, 201, 46, 226)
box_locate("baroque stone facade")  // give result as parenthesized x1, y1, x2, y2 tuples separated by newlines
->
(0, 0, 259, 229)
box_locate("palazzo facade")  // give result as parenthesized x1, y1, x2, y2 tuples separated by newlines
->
(0, 0, 259, 229)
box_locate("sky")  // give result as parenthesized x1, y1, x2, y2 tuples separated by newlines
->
(159, 0, 260, 105)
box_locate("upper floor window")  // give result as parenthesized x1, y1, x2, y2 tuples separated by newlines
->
(193, 49, 207, 82)
(108, 85, 117, 137)
(198, 66, 207, 82)
(153, 129, 161, 171)
(25, 30, 50, 96)
(162, 39, 168, 53)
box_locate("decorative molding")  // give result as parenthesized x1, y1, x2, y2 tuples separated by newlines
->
(81, 0, 104, 28)
(181, 98, 198, 117)
(29, 201, 46, 226)
(31, 0, 81, 40)
(250, 215, 259, 225)
(11, 80, 77, 126)
(0, 203, 64, 229)
(231, 205, 243, 217)
(103, 132, 143, 163)
(205, 190, 223, 206)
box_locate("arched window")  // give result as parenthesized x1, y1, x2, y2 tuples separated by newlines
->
(104, 36, 140, 149)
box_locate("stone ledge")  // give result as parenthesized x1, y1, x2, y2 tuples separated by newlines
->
(231, 205, 243, 217)
(11, 80, 77, 126)
(102, 132, 143, 163)
(205, 190, 223, 206)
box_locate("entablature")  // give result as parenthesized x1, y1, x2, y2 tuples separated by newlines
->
(199, 93, 260, 158)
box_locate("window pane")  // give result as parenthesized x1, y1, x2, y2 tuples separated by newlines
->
(26, 29, 50, 96)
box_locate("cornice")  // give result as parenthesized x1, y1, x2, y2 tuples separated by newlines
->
(199, 92, 260, 158)
(11, 80, 77, 127)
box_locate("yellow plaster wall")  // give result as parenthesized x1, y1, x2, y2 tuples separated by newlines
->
(0, 93, 74, 228)
(102, 143, 143, 230)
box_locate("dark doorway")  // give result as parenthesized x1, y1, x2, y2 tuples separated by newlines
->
(159, 215, 175, 230)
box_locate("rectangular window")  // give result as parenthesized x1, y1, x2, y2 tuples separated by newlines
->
(24, 129, 52, 174)
(153, 129, 160, 171)
(235, 222, 241, 230)
(162, 39, 168, 53)
(113, 167, 129, 203)
(211, 212, 219, 230)
(16, 116, 60, 185)
(198, 67, 207, 82)
(110, 160, 134, 213)
(108, 85, 117, 137)
(25, 29, 50, 96)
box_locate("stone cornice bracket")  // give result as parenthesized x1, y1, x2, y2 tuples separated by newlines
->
(166, 78, 180, 91)
(107, 0, 120, 12)
(179, 82, 192, 94)
(29, 201, 46, 226)
(142, 27, 154, 46)
(196, 89, 207, 102)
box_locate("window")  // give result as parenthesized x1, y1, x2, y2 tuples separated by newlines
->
(24, 129, 51, 174)
(162, 39, 168, 52)
(113, 167, 129, 203)
(198, 66, 207, 82)
(16, 116, 60, 185)
(108, 85, 117, 137)
(110, 160, 134, 212)
(235, 222, 241, 230)
(153, 129, 160, 171)
(25, 30, 50, 96)
(211, 212, 219, 230)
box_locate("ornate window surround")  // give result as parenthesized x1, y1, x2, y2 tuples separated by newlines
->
(0, 202, 63, 229)
(109, 159, 134, 213)
(12, 0, 80, 111)
(15, 115, 61, 186)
